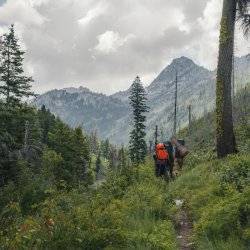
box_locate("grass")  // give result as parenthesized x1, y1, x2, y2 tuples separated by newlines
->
(168, 153, 250, 250)
(0, 160, 178, 250)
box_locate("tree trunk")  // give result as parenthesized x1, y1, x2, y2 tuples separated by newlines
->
(216, 0, 237, 158)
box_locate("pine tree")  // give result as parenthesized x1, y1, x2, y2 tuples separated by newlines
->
(95, 153, 101, 180)
(38, 105, 56, 144)
(0, 25, 34, 105)
(48, 122, 90, 183)
(89, 130, 99, 154)
(71, 127, 90, 181)
(108, 145, 118, 170)
(101, 138, 110, 159)
(117, 145, 128, 173)
(129, 76, 149, 164)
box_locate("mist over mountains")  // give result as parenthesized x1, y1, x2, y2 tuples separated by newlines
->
(33, 54, 250, 144)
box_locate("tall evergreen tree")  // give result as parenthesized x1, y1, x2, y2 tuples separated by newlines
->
(108, 145, 118, 170)
(38, 105, 56, 144)
(129, 76, 149, 164)
(101, 138, 110, 159)
(89, 130, 99, 154)
(95, 153, 101, 180)
(0, 25, 34, 105)
(71, 127, 90, 181)
(117, 145, 129, 173)
(216, 0, 250, 158)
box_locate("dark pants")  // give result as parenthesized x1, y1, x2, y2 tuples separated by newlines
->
(169, 162, 174, 178)
(155, 160, 169, 177)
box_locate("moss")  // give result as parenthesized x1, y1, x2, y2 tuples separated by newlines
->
(216, 78, 224, 137)
(219, 17, 230, 45)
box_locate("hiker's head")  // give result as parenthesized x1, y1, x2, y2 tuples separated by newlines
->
(164, 141, 171, 147)
(156, 143, 165, 150)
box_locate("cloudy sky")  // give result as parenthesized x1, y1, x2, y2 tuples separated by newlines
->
(0, 0, 249, 94)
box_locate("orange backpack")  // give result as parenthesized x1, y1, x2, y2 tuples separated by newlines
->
(156, 143, 169, 160)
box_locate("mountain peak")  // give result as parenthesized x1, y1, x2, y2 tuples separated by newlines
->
(170, 56, 195, 68)
(149, 56, 200, 87)
(172, 56, 194, 63)
(63, 86, 90, 94)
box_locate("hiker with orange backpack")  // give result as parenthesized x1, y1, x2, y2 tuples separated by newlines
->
(153, 143, 171, 178)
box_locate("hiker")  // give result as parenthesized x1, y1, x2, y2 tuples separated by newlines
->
(171, 137, 189, 170)
(153, 143, 170, 178)
(165, 141, 174, 178)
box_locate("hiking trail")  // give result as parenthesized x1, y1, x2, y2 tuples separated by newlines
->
(176, 203, 194, 250)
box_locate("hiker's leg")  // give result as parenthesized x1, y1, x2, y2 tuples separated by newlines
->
(155, 163, 160, 177)
(161, 164, 167, 177)
(158, 164, 163, 176)
(169, 163, 174, 178)
(164, 163, 171, 180)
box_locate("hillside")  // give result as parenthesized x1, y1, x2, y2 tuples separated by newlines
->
(33, 54, 250, 145)
(33, 87, 129, 140)
(1, 87, 249, 250)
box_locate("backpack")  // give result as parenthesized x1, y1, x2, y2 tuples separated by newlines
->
(156, 143, 169, 160)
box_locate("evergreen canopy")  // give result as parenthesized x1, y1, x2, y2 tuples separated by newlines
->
(0, 25, 34, 105)
(129, 76, 149, 164)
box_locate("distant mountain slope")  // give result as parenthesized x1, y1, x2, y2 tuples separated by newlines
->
(145, 56, 215, 140)
(33, 54, 250, 144)
(33, 87, 129, 140)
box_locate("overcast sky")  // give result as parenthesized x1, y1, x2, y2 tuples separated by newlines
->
(0, 0, 249, 94)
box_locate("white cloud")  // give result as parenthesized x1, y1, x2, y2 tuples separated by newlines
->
(94, 31, 135, 54)
(194, 0, 223, 69)
(0, 0, 248, 94)
(0, 0, 47, 26)
(29, 0, 50, 7)
(78, 2, 107, 26)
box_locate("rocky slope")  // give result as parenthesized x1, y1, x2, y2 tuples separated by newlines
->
(33, 86, 129, 140)
(33, 54, 250, 144)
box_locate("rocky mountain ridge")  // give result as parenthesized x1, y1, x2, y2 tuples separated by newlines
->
(33, 54, 250, 144)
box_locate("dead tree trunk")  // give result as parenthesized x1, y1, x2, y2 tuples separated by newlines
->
(154, 125, 158, 145)
(188, 105, 191, 133)
(173, 70, 178, 136)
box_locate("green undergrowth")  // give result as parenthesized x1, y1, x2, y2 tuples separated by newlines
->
(1, 154, 249, 249)
(169, 153, 250, 249)
(0, 161, 177, 250)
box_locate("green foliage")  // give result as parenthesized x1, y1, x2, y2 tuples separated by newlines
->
(129, 76, 149, 165)
(38, 105, 56, 144)
(48, 122, 90, 184)
(219, 154, 250, 192)
(41, 148, 63, 180)
(0, 160, 178, 249)
(169, 153, 250, 249)
(101, 138, 111, 159)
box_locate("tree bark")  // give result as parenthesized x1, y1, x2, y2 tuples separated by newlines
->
(216, 0, 237, 158)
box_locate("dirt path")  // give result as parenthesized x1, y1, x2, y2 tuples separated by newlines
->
(176, 209, 194, 250)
